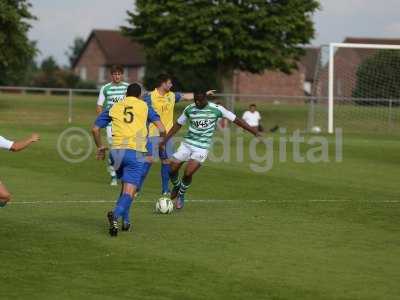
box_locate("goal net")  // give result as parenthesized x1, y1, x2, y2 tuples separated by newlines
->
(309, 43, 400, 134)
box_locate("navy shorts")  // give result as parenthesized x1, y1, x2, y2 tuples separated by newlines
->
(146, 136, 173, 160)
(110, 149, 145, 187)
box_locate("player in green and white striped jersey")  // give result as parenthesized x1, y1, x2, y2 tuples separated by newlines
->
(160, 92, 260, 209)
(96, 65, 129, 186)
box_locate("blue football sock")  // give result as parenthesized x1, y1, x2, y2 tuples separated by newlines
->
(113, 193, 132, 220)
(161, 164, 171, 194)
(112, 196, 124, 219)
(122, 195, 134, 224)
(138, 162, 152, 191)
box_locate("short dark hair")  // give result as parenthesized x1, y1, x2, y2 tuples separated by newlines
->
(156, 73, 172, 87)
(194, 92, 207, 102)
(110, 65, 123, 74)
(126, 83, 141, 97)
(250, 104, 256, 107)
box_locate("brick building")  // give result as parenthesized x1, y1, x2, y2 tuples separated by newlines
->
(73, 30, 145, 85)
(73, 29, 318, 95)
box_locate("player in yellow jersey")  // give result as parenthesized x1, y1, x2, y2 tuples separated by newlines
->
(141, 74, 215, 196)
(92, 83, 166, 236)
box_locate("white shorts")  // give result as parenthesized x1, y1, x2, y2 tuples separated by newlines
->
(173, 142, 209, 163)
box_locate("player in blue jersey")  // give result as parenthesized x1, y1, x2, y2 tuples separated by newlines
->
(92, 83, 166, 236)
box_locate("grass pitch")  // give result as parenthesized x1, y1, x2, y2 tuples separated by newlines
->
(0, 93, 399, 300)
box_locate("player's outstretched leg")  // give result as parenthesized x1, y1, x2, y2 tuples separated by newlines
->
(176, 159, 201, 209)
(169, 160, 184, 200)
(108, 183, 136, 236)
(161, 161, 171, 196)
(139, 137, 155, 194)
(121, 197, 134, 231)
(138, 157, 152, 193)
(117, 184, 132, 231)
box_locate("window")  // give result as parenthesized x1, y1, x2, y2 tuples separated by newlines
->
(80, 67, 87, 80)
(98, 66, 106, 83)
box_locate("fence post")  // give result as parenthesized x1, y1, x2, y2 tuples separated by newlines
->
(230, 94, 236, 112)
(68, 89, 72, 124)
(388, 99, 393, 130)
(308, 97, 315, 131)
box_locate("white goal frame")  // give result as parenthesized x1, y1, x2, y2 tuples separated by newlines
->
(328, 42, 400, 133)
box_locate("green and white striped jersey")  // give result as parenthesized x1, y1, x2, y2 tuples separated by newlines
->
(97, 82, 129, 111)
(177, 102, 236, 149)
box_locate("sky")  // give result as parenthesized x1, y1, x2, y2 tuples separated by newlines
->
(28, 0, 400, 66)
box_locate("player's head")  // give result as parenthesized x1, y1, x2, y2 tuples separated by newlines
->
(194, 92, 208, 109)
(156, 73, 173, 92)
(110, 65, 123, 83)
(126, 83, 142, 98)
(249, 104, 256, 112)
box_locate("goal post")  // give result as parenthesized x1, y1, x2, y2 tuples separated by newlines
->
(311, 42, 400, 134)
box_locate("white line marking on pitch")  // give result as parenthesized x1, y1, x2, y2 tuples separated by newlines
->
(8, 199, 400, 205)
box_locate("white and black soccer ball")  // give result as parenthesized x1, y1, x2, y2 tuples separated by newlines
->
(311, 126, 321, 134)
(155, 197, 174, 214)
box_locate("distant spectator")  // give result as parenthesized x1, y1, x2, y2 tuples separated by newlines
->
(242, 104, 262, 132)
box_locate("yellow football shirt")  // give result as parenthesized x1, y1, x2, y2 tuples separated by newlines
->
(145, 89, 182, 137)
(108, 96, 157, 152)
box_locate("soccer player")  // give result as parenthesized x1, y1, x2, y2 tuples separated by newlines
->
(0, 134, 40, 207)
(159, 92, 260, 209)
(96, 65, 129, 186)
(92, 83, 166, 236)
(140, 73, 215, 196)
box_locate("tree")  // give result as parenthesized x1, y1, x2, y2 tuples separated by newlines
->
(0, 0, 37, 85)
(123, 0, 319, 93)
(33, 56, 61, 87)
(33, 56, 96, 89)
(66, 37, 85, 68)
(353, 50, 400, 106)
(41, 56, 59, 74)
(143, 58, 219, 92)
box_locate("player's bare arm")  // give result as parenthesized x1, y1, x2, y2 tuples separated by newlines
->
(10, 133, 40, 152)
(160, 122, 182, 147)
(233, 118, 262, 137)
(96, 105, 103, 115)
(153, 120, 166, 138)
(181, 90, 216, 101)
(91, 126, 107, 160)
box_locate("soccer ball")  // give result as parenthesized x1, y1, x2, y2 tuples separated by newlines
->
(155, 197, 173, 214)
(311, 126, 321, 134)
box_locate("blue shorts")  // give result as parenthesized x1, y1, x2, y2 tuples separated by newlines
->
(110, 149, 145, 187)
(146, 136, 173, 160)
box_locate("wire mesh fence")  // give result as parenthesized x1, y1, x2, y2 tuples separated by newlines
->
(1, 86, 399, 135)
(310, 44, 400, 135)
